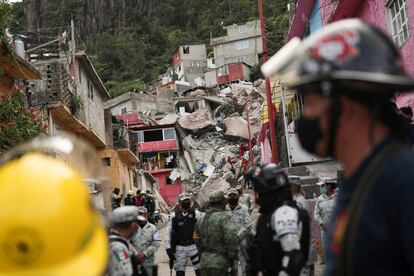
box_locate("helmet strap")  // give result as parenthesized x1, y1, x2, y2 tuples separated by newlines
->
(327, 95, 342, 157)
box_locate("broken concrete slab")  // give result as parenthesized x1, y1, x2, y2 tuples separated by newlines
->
(178, 108, 215, 135)
(158, 113, 179, 125)
(223, 116, 250, 140)
(187, 89, 207, 97)
(196, 176, 230, 209)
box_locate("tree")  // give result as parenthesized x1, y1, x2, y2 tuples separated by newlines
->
(0, 1, 44, 153)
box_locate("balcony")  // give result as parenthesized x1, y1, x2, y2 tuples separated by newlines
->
(138, 140, 179, 153)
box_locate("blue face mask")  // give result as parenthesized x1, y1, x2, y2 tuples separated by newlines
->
(320, 186, 327, 194)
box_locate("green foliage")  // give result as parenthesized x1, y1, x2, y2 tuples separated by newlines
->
(0, 92, 44, 153)
(12, 0, 289, 96)
(69, 92, 84, 115)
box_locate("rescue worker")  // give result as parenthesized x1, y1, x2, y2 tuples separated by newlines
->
(131, 206, 161, 276)
(0, 134, 108, 275)
(165, 193, 201, 276)
(237, 185, 254, 214)
(244, 164, 310, 276)
(125, 190, 136, 206)
(290, 175, 317, 276)
(112, 188, 123, 209)
(261, 19, 414, 275)
(314, 178, 337, 259)
(109, 206, 147, 276)
(194, 190, 239, 276)
(225, 188, 252, 275)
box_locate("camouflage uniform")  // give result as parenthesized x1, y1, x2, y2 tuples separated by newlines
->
(239, 193, 254, 214)
(226, 203, 251, 275)
(194, 191, 239, 276)
(130, 222, 161, 276)
(109, 229, 136, 276)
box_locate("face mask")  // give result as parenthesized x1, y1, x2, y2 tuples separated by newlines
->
(228, 198, 239, 205)
(138, 221, 147, 227)
(181, 202, 191, 210)
(297, 116, 323, 154)
(320, 186, 327, 194)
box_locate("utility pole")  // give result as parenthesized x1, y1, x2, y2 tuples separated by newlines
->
(258, 0, 279, 163)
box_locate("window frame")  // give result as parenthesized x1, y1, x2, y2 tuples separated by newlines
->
(87, 80, 94, 101)
(387, 0, 410, 47)
(163, 128, 176, 140)
(234, 40, 249, 50)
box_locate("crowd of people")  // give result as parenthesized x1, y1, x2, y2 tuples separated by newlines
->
(4, 19, 414, 276)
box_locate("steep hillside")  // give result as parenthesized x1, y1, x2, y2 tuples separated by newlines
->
(11, 0, 289, 96)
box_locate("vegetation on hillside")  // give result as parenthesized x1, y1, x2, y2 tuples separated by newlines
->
(10, 0, 291, 97)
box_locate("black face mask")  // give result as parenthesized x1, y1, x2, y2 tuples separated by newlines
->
(228, 198, 239, 206)
(181, 202, 191, 210)
(138, 221, 147, 227)
(296, 116, 323, 154)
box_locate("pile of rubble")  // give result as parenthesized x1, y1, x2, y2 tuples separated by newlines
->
(159, 80, 266, 208)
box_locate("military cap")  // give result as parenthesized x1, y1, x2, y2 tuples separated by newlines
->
(226, 188, 239, 196)
(137, 206, 148, 213)
(178, 192, 191, 201)
(288, 175, 301, 186)
(209, 190, 226, 203)
(110, 206, 139, 224)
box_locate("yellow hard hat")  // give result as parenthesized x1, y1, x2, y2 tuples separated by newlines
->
(0, 136, 108, 275)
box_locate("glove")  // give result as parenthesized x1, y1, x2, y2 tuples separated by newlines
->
(166, 248, 175, 260)
(280, 249, 305, 276)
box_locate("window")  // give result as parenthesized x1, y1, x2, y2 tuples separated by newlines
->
(136, 131, 144, 143)
(121, 107, 127, 114)
(101, 157, 111, 166)
(234, 40, 249, 50)
(236, 56, 245, 63)
(143, 129, 163, 142)
(87, 80, 94, 101)
(183, 46, 190, 54)
(239, 24, 248, 33)
(387, 0, 410, 47)
(163, 128, 176, 140)
(218, 65, 228, 76)
(191, 61, 201, 68)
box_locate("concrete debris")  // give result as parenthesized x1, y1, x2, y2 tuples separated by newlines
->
(178, 108, 215, 134)
(196, 176, 230, 209)
(219, 87, 232, 96)
(223, 116, 250, 140)
(203, 163, 215, 177)
(158, 113, 179, 125)
(169, 169, 181, 181)
(187, 89, 207, 97)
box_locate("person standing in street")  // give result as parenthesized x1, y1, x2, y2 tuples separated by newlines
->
(142, 190, 156, 223)
(261, 19, 414, 275)
(111, 188, 123, 210)
(225, 188, 252, 276)
(108, 206, 146, 276)
(314, 179, 337, 263)
(165, 193, 201, 276)
(134, 190, 143, 207)
(237, 185, 254, 214)
(131, 206, 161, 276)
(244, 164, 310, 276)
(194, 190, 239, 276)
(290, 175, 317, 276)
(124, 190, 136, 206)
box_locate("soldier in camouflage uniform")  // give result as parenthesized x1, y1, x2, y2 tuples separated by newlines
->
(131, 206, 161, 276)
(237, 185, 254, 214)
(194, 190, 239, 276)
(108, 206, 147, 276)
(225, 188, 251, 276)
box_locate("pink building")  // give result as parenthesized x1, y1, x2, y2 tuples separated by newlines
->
(288, 0, 414, 109)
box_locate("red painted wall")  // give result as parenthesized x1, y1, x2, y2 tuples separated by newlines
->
(217, 63, 247, 85)
(138, 140, 179, 152)
(152, 170, 181, 206)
